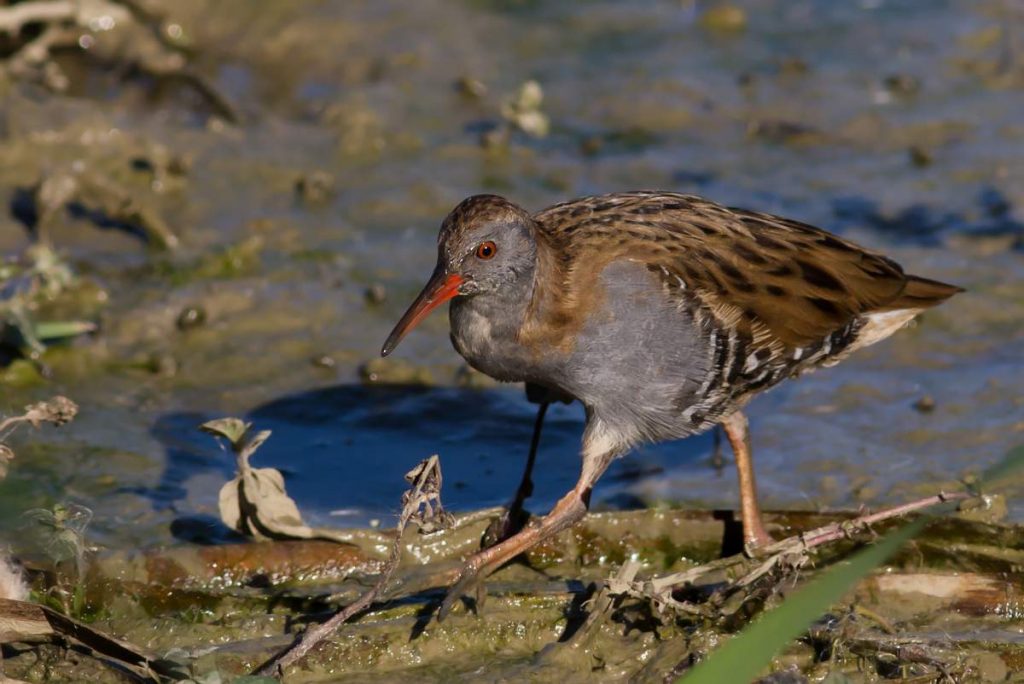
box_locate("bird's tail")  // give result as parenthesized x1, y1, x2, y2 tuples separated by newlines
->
(889, 274, 964, 310)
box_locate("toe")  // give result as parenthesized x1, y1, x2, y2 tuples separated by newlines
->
(743, 527, 775, 555)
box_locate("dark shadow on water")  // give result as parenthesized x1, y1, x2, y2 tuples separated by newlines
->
(10, 186, 154, 245)
(147, 383, 715, 535)
(169, 515, 248, 545)
(137, 410, 230, 512)
(832, 186, 1024, 248)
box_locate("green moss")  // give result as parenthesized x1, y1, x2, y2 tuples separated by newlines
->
(0, 359, 44, 387)
(151, 236, 265, 286)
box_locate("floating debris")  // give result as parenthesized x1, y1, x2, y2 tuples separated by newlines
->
(501, 80, 550, 138)
(358, 357, 433, 385)
(913, 394, 937, 413)
(364, 283, 387, 305)
(455, 75, 487, 99)
(884, 73, 922, 97)
(310, 353, 336, 369)
(909, 145, 934, 167)
(699, 5, 747, 33)
(175, 305, 207, 331)
(295, 170, 336, 205)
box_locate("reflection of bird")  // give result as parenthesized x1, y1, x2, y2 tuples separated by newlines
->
(382, 191, 961, 618)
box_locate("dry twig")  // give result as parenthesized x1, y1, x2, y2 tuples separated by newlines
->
(0, 0, 238, 123)
(0, 397, 78, 480)
(0, 597, 183, 682)
(0, 1, 77, 33)
(256, 455, 453, 677)
(0, 397, 77, 437)
(564, 560, 643, 650)
(607, 490, 971, 617)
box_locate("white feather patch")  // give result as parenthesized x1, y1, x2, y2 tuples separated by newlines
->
(856, 308, 922, 349)
(0, 551, 28, 601)
(743, 354, 760, 374)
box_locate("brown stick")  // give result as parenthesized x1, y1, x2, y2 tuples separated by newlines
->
(0, 1, 75, 33)
(255, 456, 451, 677)
(797, 491, 969, 548)
(0, 598, 173, 682)
(255, 530, 403, 676)
(629, 490, 972, 611)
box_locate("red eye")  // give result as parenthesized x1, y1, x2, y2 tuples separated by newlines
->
(475, 241, 497, 260)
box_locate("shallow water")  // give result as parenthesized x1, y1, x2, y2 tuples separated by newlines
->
(1, 0, 1023, 553)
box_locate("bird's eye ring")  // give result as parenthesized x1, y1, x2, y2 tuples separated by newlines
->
(475, 241, 497, 260)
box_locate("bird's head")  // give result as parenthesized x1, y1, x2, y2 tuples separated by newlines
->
(381, 195, 537, 356)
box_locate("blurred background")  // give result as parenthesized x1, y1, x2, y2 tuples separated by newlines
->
(1, 0, 1022, 552)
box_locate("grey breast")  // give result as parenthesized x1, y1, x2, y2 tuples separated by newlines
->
(449, 277, 543, 384)
(559, 260, 711, 446)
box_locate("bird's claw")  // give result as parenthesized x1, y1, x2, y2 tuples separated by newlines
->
(437, 565, 488, 621)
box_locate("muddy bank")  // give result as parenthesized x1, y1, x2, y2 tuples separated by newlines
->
(3, 506, 1023, 682)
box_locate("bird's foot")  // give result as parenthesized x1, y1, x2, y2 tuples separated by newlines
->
(743, 525, 775, 557)
(437, 562, 488, 621)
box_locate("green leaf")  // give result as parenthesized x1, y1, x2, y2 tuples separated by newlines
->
(679, 518, 927, 684)
(33, 320, 97, 340)
(199, 418, 250, 448)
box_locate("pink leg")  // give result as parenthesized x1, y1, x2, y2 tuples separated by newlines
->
(438, 420, 621, 620)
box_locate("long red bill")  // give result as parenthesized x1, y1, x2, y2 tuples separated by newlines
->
(380, 271, 464, 357)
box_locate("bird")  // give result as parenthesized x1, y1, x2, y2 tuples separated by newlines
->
(380, 190, 961, 619)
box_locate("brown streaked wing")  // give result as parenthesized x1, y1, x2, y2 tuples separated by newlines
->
(535, 192, 910, 350)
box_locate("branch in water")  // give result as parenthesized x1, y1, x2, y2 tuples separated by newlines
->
(255, 455, 452, 677)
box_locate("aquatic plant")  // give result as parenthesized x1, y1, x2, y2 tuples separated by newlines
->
(21, 502, 93, 617)
(200, 417, 351, 543)
(0, 246, 95, 366)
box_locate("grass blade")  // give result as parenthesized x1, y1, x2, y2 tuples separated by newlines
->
(33, 320, 96, 340)
(980, 444, 1024, 489)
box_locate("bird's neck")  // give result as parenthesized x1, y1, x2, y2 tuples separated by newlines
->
(449, 262, 540, 382)
(514, 225, 580, 353)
